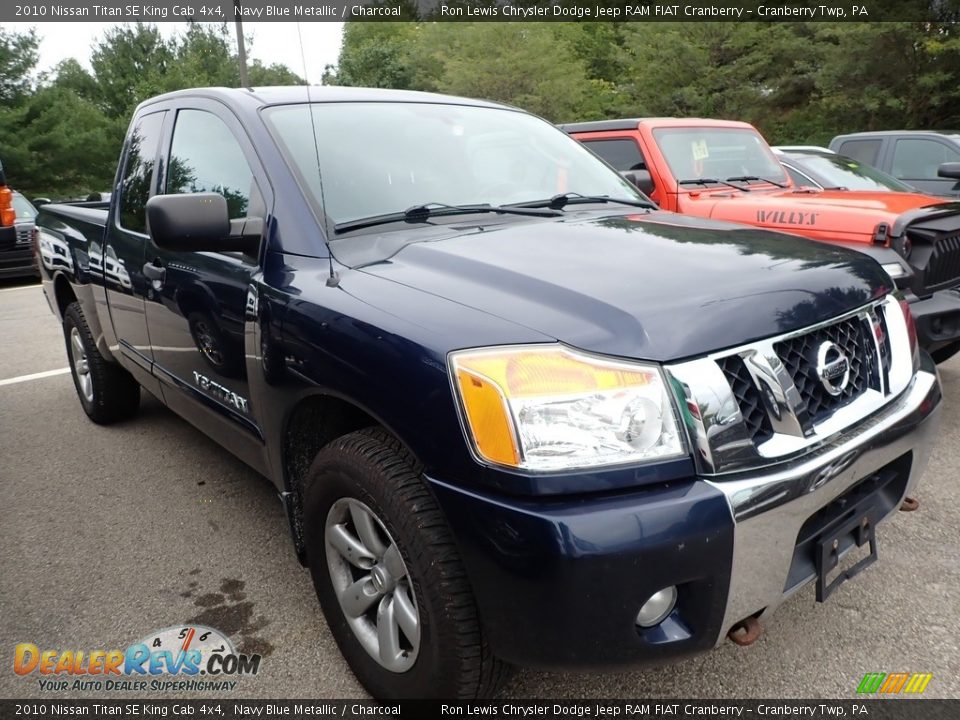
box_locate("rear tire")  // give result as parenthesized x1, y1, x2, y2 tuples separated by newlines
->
(302, 428, 510, 699)
(63, 302, 140, 424)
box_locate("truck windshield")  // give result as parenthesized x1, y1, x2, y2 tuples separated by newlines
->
(264, 102, 642, 228)
(12, 193, 37, 220)
(794, 154, 914, 192)
(654, 127, 788, 187)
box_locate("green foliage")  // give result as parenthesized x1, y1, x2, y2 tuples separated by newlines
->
(12, 19, 960, 200)
(327, 18, 960, 143)
(430, 23, 591, 120)
(0, 85, 124, 199)
(0, 27, 40, 105)
(91, 24, 175, 119)
(322, 23, 424, 88)
(0, 23, 302, 199)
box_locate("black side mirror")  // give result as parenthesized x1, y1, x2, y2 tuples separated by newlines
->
(33, 198, 50, 207)
(620, 169, 655, 196)
(146, 193, 260, 255)
(937, 162, 960, 180)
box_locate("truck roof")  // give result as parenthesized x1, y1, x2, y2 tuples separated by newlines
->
(560, 117, 756, 133)
(137, 85, 511, 113)
(833, 129, 960, 138)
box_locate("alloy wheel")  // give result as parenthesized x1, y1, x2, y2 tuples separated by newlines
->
(324, 498, 421, 672)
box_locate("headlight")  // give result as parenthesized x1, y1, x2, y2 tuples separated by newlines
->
(881, 262, 908, 280)
(449, 345, 686, 471)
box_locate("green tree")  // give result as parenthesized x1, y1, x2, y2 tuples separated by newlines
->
(426, 23, 593, 121)
(322, 23, 424, 88)
(249, 60, 303, 86)
(0, 27, 39, 105)
(169, 23, 239, 89)
(814, 23, 960, 138)
(47, 58, 100, 102)
(90, 23, 174, 119)
(1, 85, 122, 198)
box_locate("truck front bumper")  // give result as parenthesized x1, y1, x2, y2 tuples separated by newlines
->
(0, 228, 37, 279)
(427, 353, 941, 669)
(907, 287, 960, 357)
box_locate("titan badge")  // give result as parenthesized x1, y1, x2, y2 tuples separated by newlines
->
(193, 371, 249, 413)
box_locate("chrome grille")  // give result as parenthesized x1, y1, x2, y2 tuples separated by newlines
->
(774, 316, 876, 424)
(717, 354, 773, 445)
(15, 225, 32, 244)
(666, 297, 913, 476)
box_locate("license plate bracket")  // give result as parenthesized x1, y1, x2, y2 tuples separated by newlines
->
(815, 506, 879, 602)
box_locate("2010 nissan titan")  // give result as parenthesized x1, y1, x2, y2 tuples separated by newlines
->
(36, 87, 941, 699)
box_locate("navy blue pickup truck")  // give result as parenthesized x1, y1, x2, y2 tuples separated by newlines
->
(36, 87, 942, 699)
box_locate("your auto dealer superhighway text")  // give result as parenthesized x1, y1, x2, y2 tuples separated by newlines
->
(441, 705, 852, 717)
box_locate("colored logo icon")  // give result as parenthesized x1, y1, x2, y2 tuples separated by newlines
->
(857, 672, 933, 694)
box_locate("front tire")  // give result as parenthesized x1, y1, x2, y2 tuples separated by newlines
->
(63, 302, 140, 424)
(303, 428, 509, 699)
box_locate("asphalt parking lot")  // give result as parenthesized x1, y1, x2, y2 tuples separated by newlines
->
(1, 277, 958, 700)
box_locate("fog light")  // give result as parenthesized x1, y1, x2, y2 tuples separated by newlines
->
(636, 586, 677, 628)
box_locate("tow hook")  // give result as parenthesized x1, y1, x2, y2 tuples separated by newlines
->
(900, 496, 920, 512)
(727, 616, 763, 646)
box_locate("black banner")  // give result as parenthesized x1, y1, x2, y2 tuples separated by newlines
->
(0, 700, 958, 720)
(6, 0, 960, 23)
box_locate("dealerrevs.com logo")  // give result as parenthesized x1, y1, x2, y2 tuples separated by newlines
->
(13, 625, 262, 692)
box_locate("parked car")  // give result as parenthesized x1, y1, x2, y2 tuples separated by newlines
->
(775, 145, 835, 154)
(829, 130, 960, 197)
(565, 118, 960, 362)
(0, 160, 40, 279)
(774, 147, 917, 193)
(37, 88, 941, 699)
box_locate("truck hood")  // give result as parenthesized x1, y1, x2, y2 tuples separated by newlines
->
(353, 211, 890, 361)
(687, 188, 951, 241)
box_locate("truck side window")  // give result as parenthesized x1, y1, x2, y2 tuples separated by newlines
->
(166, 109, 253, 219)
(118, 112, 165, 234)
(892, 138, 960, 180)
(582, 138, 647, 171)
(835, 139, 881, 167)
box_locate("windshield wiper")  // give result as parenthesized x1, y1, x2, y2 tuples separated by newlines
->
(335, 202, 561, 233)
(725, 175, 789, 189)
(678, 178, 751, 192)
(511, 192, 657, 211)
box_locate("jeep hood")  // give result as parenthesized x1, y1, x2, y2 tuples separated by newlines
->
(351, 211, 890, 362)
(688, 189, 951, 242)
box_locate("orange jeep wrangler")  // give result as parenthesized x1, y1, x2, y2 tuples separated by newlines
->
(564, 118, 960, 362)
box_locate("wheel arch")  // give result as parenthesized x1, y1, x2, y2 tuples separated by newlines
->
(280, 391, 425, 565)
(52, 272, 77, 319)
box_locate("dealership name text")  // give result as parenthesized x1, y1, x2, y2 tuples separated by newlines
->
(441, 4, 869, 18)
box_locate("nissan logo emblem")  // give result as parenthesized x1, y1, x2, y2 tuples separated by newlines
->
(816, 341, 851, 396)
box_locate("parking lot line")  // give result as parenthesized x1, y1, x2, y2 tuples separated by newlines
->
(0, 284, 40, 294)
(0, 367, 70, 387)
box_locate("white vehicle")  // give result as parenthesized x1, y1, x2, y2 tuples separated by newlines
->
(38, 229, 74, 272)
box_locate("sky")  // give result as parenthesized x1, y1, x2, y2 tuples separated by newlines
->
(6, 22, 345, 84)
